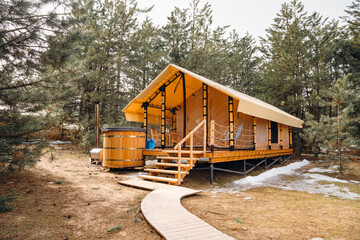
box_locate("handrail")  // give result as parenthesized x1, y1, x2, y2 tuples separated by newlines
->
(174, 120, 206, 149)
(174, 119, 207, 184)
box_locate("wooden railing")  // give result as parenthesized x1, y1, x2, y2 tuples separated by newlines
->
(174, 120, 207, 183)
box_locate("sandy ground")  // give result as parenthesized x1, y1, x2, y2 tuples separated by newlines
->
(1, 145, 359, 240)
(0, 145, 161, 240)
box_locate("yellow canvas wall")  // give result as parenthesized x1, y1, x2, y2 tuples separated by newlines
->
(174, 85, 291, 150)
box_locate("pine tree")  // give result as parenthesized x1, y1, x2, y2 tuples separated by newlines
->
(126, 18, 167, 99)
(303, 75, 359, 176)
(161, 6, 191, 67)
(42, 0, 152, 150)
(342, 0, 360, 147)
(259, 0, 343, 156)
(222, 31, 259, 95)
(0, 0, 66, 171)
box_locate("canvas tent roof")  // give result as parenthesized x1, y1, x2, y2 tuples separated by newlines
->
(123, 64, 303, 128)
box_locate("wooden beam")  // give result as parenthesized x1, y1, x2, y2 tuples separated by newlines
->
(289, 126, 292, 149)
(142, 102, 149, 142)
(280, 124, 283, 149)
(160, 85, 166, 149)
(228, 96, 234, 151)
(202, 83, 208, 146)
(210, 120, 215, 152)
(268, 120, 272, 150)
(180, 71, 186, 143)
(252, 116, 256, 150)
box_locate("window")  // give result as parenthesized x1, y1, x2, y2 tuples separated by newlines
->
(271, 121, 278, 143)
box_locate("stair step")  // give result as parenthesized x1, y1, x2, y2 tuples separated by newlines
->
(155, 163, 190, 168)
(144, 169, 189, 175)
(161, 150, 204, 154)
(156, 156, 200, 161)
(139, 175, 180, 184)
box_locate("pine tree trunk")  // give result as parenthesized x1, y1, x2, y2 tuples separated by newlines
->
(115, 58, 122, 123)
(294, 128, 302, 157)
(337, 103, 343, 177)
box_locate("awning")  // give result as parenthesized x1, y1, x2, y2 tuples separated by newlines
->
(123, 64, 303, 128)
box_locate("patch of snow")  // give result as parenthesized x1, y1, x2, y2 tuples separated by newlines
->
(22, 140, 41, 144)
(350, 180, 360, 184)
(233, 160, 310, 186)
(303, 173, 348, 184)
(210, 160, 360, 200)
(49, 140, 71, 145)
(307, 167, 337, 173)
(243, 197, 252, 200)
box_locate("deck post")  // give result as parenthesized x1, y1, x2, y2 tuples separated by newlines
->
(160, 84, 166, 149)
(190, 133, 193, 166)
(210, 163, 214, 184)
(180, 71, 186, 147)
(228, 96, 234, 151)
(210, 120, 215, 152)
(280, 124, 283, 149)
(177, 145, 181, 184)
(142, 102, 149, 142)
(252, 116, 256, 150)
(289, 126, 293, 149)
(202, 83, 208, 146)
(268, 120, 272, 150)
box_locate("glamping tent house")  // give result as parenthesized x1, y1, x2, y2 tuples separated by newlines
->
(123, 64, 303, 185)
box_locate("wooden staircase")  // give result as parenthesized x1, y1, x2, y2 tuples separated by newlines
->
(139, 120, 207, 185)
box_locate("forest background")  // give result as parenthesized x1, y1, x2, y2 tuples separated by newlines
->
(1, 0, 359, 172)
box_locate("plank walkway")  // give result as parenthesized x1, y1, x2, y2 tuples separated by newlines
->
(118, 179, 234, 240)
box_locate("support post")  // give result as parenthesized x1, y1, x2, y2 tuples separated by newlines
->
(210, 120, 215, 152)
(210, 163, 214, 184)
(280, 124, 283, 149)
(142, 102, 149, 142)
(177, 145, 181, 183)
(180, 71, 186, 146)
(228, 96, 234, 151)
(252, 116, 256, 150)
(289, 126, 293, 149)
(268, 120, 272, 150)
(264, 157, 267, 169)
(202, 83, 208, 146)
(95, 102, 99, 148)
(243, 160, 246, 175)
(160, 85, 166, 149)
(190, 133, 193, 166)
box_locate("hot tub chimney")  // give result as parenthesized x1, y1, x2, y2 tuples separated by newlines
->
(95, 102, 99, 148)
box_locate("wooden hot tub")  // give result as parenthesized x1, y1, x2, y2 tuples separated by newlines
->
(102, 127, 146, 168)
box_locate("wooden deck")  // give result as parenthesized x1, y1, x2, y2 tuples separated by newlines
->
(119, 179, 234, 240)
(144, 148, 293, 163)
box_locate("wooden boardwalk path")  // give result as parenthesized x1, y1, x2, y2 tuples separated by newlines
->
(119, 179, 234, 240)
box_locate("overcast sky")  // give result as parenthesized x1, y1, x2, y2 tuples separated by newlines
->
(137, 0, 353, 39)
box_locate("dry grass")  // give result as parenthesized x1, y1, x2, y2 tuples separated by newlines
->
(183, 188, 360, 240)
(182, 157, 360, 240)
